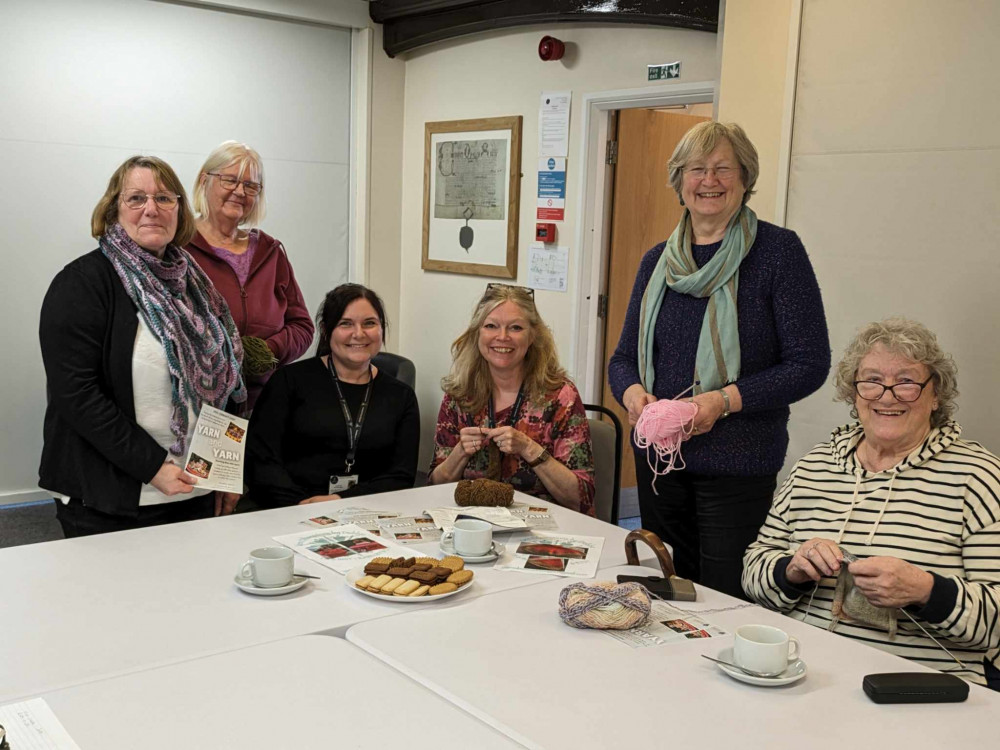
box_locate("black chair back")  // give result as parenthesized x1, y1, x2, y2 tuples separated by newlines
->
(582, 403, 623, 524)
(372, 351, 416, 390)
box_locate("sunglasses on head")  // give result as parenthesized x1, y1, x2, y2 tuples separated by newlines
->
(484, 282, 535, 300)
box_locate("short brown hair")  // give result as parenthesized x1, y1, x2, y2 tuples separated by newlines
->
(667, 121, 759, 205)
(91, 155, 196, 246)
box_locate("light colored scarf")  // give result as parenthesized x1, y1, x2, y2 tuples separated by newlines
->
(638, 205, 757, 394)
(101, 223, 247, 455)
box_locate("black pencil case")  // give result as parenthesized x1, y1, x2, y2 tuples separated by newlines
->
(862, 672, 968, 704)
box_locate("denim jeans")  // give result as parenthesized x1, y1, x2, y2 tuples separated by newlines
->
(634, 451, 776, 600)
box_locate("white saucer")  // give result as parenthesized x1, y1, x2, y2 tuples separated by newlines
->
(438, 539, 505, 563)
(713, 647, 807, 687)
(234, 575, 310, 597)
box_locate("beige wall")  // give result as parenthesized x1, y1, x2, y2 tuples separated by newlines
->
(377, 24, 719, 467)
(366, 24, 406, 349)
(717, 0, 796, 223)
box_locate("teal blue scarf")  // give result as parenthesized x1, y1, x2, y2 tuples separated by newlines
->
(638, 205, 757, 394)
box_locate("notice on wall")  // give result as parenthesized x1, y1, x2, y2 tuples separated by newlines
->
(527, 243, 569, 293)
(537, 156, 566, 221)
(182, 404, 248, 493)
(538, 91, 571, 158)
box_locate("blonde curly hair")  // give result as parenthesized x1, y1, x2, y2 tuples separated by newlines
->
(833, 318, 959, 427)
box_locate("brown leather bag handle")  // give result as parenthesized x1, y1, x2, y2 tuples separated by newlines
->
(624, 529, 676, 578)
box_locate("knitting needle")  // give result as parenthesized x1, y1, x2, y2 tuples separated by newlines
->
(671, 380, 701, 400)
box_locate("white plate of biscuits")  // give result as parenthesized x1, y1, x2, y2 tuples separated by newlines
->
(345, 555, 475, 603)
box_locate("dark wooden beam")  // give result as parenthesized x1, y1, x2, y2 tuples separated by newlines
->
(369, 0, 718, 57)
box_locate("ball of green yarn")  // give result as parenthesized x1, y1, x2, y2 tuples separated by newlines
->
(241, 335, 278, 377)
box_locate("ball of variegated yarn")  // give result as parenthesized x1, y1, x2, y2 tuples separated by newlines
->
(454, 478, 514, 507)
(558, 581, 651, 630)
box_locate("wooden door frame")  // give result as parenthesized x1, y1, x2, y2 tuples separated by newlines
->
(569, 82, 716, 403)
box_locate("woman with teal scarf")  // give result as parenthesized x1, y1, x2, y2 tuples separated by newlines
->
(608, 122, 830, 599)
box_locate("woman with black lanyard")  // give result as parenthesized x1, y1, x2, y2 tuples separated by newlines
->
(246, 284, 420, 506)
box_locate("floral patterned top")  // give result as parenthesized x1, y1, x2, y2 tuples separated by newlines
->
(430, 380, 596, 516)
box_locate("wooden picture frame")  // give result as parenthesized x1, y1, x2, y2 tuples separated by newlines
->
(422, 115, 522, 278)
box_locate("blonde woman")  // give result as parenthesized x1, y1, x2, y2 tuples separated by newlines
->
(429, 284, 595, 515)
(187, 141, 313, 411)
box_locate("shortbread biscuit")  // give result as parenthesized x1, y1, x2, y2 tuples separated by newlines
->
(415, 557, 439, 566)
(447, 570, 473, 586)
(355, 575, 375, 590)
(381, 577, 407, 594)
(429, 582, 458, 595)
(367, 574, 393, 592)
(408, 585, 431, 597)
(394, 580, 420, 596)
(439, 556, 465, 572)
(369, 557, 393, 566)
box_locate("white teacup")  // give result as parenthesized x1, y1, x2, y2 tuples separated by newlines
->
(239, 546, 294, 588)
(443, 519, 493, 556)
(733, 624, 801, 676)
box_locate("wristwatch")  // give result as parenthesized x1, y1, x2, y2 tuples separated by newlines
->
(527, 448, 551, 468)
(717, 389, 731, 419)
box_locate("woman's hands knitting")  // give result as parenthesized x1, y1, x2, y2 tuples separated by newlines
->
(848, 557, 934, 608)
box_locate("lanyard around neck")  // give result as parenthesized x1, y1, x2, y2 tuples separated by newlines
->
(487, 383, 526, 429)
(326, 356, 373, 473)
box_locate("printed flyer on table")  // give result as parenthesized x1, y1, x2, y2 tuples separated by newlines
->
(494, 531, 603, 577)
(273, 524, 414, 574)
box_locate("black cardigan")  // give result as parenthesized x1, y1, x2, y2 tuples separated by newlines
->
(247, 358, 420, 506)
(38, 250, 167, 518)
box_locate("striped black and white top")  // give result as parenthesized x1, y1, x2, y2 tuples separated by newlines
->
(742, 421, 1000, 685)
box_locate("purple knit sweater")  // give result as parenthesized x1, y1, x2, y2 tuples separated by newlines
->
(608, 220, 830, 476)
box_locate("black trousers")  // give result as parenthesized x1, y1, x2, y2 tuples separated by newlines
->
(55, 494, 215, 538)
(634, 449, 776, 600)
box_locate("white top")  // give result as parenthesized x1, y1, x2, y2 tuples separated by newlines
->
(0, 484, 636, 704)
(347, 564, 1000, 750)
(41, 636, 521, 750)
(132, 314, 208, 506)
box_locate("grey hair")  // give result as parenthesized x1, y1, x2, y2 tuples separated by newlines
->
(833, 318, 958, 427)
(667, 121, 758, 205)
(192, 141, 266, 227)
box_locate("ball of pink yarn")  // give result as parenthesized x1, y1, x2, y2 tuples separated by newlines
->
(634, 399, 699, 491)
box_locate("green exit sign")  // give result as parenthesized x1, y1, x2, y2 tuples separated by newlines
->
(648, 61, 681, 81)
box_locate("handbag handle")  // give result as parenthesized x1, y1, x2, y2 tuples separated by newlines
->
(624, 529, 676, 578)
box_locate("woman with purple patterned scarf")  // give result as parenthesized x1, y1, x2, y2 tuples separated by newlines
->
(39, 155, 247, 537)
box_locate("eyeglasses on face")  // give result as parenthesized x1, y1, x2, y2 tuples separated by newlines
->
(854, 376, 933, 402)
(207, 172, 262, 196)
(684, 165, 738, 180)
(485, 282, 535, 300)
(120, 191, 180, 210)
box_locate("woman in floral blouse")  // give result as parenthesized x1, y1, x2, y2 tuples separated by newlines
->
(429, 284, 595, 515)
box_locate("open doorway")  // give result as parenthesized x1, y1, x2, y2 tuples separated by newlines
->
(572, 88, 714, 521)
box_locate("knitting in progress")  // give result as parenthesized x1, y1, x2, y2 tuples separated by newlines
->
(454, 478, 514, 507)
(633, 399, 699, 491)
(558, 581, 651, 630)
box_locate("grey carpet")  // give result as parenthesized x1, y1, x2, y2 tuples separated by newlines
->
(0, 499, 64, 548)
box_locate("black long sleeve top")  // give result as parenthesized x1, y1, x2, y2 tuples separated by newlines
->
(247, 358, 420, 506)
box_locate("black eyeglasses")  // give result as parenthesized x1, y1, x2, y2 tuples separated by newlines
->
(485, 283, 535, 299)
(207, 173, 262, 196)
(854, 376, 933, 402)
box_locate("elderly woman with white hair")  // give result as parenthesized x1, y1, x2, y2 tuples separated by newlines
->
(743, 318, 1000, 688)
(608, 121, 830, 598)
(186, 141, 313, 412)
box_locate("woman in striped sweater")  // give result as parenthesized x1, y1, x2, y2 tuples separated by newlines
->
(743, 318, 1000, 687)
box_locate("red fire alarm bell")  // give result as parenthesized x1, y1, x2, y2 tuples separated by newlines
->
(535, 223, 556, 243)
